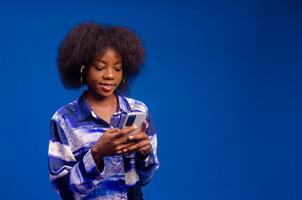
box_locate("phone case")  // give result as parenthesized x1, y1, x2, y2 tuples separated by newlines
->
(119, 112, 147, 135)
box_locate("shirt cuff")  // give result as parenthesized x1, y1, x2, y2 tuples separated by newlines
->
(136, 152, 155, 169)
(82, 149, 106, 181)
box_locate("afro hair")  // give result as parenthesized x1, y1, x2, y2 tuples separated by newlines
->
(56, 22, 145, 92)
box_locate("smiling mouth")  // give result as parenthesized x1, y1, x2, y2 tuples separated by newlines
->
(99, 83, 116, 92)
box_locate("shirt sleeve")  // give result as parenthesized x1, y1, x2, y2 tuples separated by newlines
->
(48, 117, 108, 200)
(135, 111, 160, 186)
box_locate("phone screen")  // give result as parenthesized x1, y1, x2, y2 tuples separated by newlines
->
(125, 115, 136, 127)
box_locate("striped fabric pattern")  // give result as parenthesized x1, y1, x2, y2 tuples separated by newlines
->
(48, 93, 159, 200)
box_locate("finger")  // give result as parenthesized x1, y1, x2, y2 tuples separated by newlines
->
(138, 144, 150, 152)
(111, 126, 136, 139)
(121, 125, 137, 134)
(113, 133, 139, 146)
(124, 140, 150, 153)
(138, 144, 151, 155)
(112, 136, 129, 146)
(110, 129, 122, 138)
(102, 128, 120, 138)
(106, 128, 120, 133)
(115, 142, 137, 152)
(141, 120, 147, 133)
(128, 132, 148, 141)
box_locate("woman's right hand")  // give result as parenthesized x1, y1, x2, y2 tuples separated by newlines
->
(91, 126, 136, 164)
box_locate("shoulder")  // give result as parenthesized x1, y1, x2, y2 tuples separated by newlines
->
(51, 98, 78, 124)
(122, 96, 149, 113)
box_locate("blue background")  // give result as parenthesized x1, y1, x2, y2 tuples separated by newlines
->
(0, 0, 301, 199)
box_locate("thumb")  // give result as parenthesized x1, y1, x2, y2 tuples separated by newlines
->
(141, 120, 147, 133)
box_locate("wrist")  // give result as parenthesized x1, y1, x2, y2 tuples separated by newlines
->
(91, 146, 103, 163)
(91, 147, 105, 171)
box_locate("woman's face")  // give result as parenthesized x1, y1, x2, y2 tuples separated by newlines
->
(86, 48, 123, 98)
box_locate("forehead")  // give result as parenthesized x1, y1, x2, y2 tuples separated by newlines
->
(95, 48, 122, 62)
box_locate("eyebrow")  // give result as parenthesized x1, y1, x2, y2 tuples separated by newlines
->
(96, 60, 122, 65)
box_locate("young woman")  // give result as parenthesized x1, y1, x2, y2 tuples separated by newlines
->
(48, 22, 159, 200)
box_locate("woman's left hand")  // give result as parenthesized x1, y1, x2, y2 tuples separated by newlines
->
(123, 121, 151, 157)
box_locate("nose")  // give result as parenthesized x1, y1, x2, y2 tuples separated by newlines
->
(103, 68, 114, 80)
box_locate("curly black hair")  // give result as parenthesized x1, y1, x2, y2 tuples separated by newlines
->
(56, 22, 145, 92)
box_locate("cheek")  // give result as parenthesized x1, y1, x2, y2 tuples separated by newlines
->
(117, 71, 123, 79)
(86, 71, 101, 85)
(116, 72, 123, 83)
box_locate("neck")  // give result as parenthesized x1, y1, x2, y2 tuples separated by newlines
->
(84, 90, 117, 107)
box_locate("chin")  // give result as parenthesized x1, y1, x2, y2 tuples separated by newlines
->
(96, 90, 115, 98)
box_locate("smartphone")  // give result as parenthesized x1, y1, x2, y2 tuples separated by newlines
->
(121, 112, 147, 135)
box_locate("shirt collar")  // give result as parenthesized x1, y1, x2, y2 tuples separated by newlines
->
(116, 92, 130, 113)
(76, 92, 129, 121)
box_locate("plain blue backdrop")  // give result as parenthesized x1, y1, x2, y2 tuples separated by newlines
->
(0, 0, 301, 199)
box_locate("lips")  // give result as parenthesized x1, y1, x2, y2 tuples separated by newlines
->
(99, 83, 116, 92)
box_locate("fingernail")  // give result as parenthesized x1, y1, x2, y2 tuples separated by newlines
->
(133, 125, 137, 129)
(129, 135, 134, 140)
(123, 149, 127, 153)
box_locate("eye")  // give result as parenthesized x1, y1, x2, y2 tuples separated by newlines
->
(94, 65, 105, 71)
(115, 66, 122, 71)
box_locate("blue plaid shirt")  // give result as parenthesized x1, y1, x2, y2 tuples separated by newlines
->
(48, 93, 159, 199)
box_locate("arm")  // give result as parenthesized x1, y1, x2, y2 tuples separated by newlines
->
(48, 118, 107, 200)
